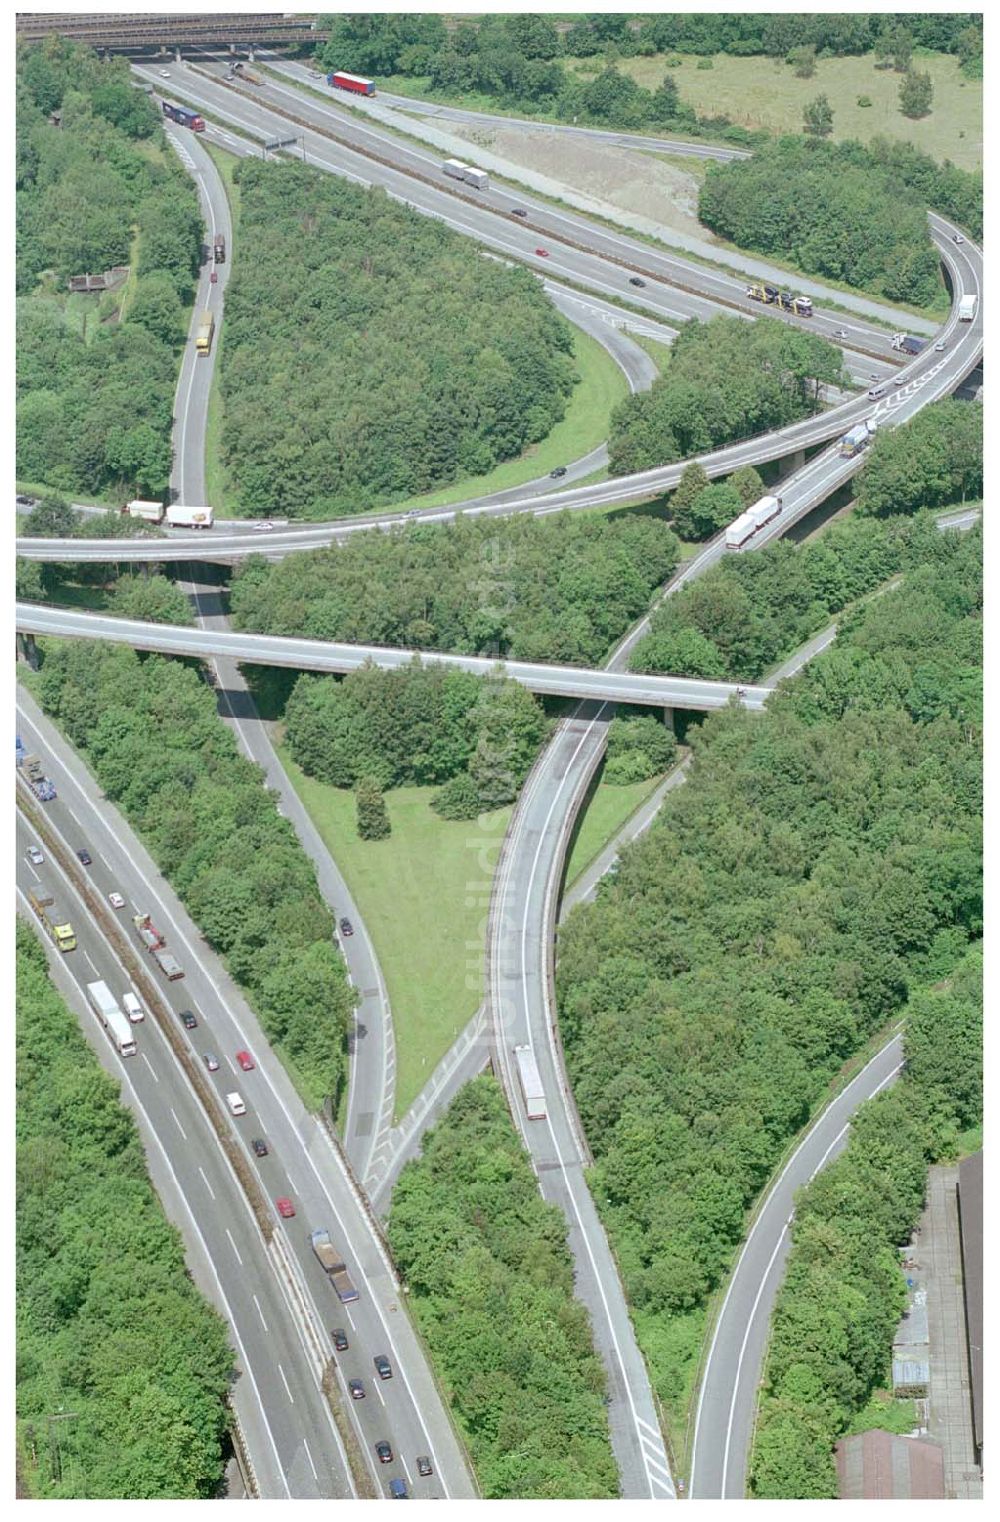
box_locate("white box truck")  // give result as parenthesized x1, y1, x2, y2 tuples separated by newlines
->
(87, 980, 137, 1057)
(166, 504, 214, 529)
(513, 1044, 546, 1120)
(442, 158, 489, 190)
(725, 494, 782, 550)
(958, 294, 977, 322)
(124, 499, 165, 523)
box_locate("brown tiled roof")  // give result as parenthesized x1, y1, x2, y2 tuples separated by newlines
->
(835, 1430, 944, 1499)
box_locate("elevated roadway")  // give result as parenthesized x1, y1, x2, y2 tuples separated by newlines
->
(14, 604, 769, 712)
(485, 224, 979, 1496)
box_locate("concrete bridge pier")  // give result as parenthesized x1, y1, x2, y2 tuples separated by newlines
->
(17, 633, 39, 669)
(781, 448, 807, 474)
(662, 707, 675, 732)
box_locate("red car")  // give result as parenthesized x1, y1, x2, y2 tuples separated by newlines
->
(236, 1050, 255, 1071)
(535, 247, 549, 257)
(276, 1197, 295, 1219)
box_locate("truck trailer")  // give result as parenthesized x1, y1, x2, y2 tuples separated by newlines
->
(87, 980, 137, 1057)
(123, 499, 165, 523)
(213, 234, 226, 264)
(327, 70, 375, 96)
(162, 101, 205, 131)
(513, 1044, 546, 1120)
(29, 887, 76, 952)
(442, 159, 489, 190)
(311, 1229, 360, 1302)
(725, 494, 783, 551)
(152, 946, 184, 981)
(133, 912, 165, 950)
(165, 504, 214, 529)
(958, 294, 977, 322)
(839, 420, 878, 458)
(891, 333, 926, 356)
(195, 311, 215, 356)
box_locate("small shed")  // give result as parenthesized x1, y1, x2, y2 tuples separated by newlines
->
(835, 1430, 944, 1499)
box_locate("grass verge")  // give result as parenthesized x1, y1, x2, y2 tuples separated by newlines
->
(564, 772, 667, 889)
(275, 744, 509, 1119)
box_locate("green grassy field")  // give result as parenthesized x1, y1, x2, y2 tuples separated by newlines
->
(275, 744, 509, 1119)
(564, 772, 666, 888)
(566, 50, 981, 170)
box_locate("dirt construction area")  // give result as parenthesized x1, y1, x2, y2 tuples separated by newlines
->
(448, 122, 709, 242)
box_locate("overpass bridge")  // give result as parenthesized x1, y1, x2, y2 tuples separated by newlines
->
(15, 13, 326, 49)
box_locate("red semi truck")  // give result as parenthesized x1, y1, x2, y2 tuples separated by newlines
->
(327, 70, 375, 96)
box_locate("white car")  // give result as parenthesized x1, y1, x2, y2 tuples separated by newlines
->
(108, 891, 126, 909)
(226, 1092, 247, 1117)
(953, 233, 965, 245)
(159, 69, 170, 78)
(26, 844, 44, 866)
(934, 340, 947, 352)
(255, 521, 275, 533)
(122, 991, 145, 1023)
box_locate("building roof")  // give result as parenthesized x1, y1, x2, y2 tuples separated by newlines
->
(958, 1150, 983, 1459)
(835, 1430, 944, 1500)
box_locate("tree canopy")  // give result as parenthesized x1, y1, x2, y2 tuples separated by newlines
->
(219, 159, 577, 519)
(16, 40, 201, 500)
(16, 925, 233, 1497)
(33, 641, 356, 1108)
(608, 316, 846, 475)
(699, 137, 952, 306)
(388, 1076, 618, 1498)
(556, 523, 981, 1413)
(751, 944, 981, 1497)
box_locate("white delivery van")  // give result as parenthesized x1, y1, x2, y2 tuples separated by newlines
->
(122, 990, 145, 1023)
(226, 1092, 247, 1117)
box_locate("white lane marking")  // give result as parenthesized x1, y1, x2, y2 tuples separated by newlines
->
(226, 1228, 244, 1266)
(82, 951, 98, 975)
(141, 1052, 159, 1083)
(25, 860, 40, 880)
(198, 1165, 217, 1201)
(372, 1381, 385, 1408)
(278, 1363, 295, 1404)
(170, 1107, 188, 1140)
(253, 1294, 270, 1333)
(302, 1437, 319, 1480)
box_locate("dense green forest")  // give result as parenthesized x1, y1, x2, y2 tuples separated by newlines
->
(16, 41, 202, 499)
(316, 13, 981, 140)
(30, 643, 355, 1108)
(231, 510, 680, 664)
(284, 665, 549, 820)
(388, 1076, 618, 1497)
(854, 398, 983, 516)
(607, 317, 845, 476)
(698, 138, 969, 305)
(15, 925, 233, 1498)
(752, 947, 982, 1497)
(633, 508, 979, 686)
(556, 523, 981, 1420)
(219, 159, 576, 519)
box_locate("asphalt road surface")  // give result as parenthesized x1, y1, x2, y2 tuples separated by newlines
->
(17, 692, 476, 1502)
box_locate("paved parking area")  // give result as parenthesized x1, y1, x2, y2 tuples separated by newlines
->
(919, 1164, 982, 1499)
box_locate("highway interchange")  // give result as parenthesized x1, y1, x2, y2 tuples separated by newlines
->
(16, 47, 982, 1503)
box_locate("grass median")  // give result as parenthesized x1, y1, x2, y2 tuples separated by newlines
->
(275, 744, 509, 1120)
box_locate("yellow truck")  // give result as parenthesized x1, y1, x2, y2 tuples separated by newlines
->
(28, 884, 76, 952)
(195, 310, 215, 356)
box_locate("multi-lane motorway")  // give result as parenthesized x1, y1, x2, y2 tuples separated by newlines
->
(18, 48, 982, 1504)
(16, 692, 477, 1502)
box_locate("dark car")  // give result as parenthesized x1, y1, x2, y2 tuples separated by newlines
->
(339, 917, 354, 937)
(373, 1354, 392, 1380)
(349, 1378, 365, 1400)
(16, 494, 36, 507)
(535, 247, 549, 257)
(76, 848, 93, 866)
(416, 1456, 433, 1477)
(180, 1009, 198, 1030)
(628, 276, 646, 288)
(375, 1441, 393, 1465)
(389, 1479, 408, 1499)
(549, 466, 567, 479)
(331, 1327, 349, 1352)
(511, 207, 528, 217)
(251, 1137, 269, 1158)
